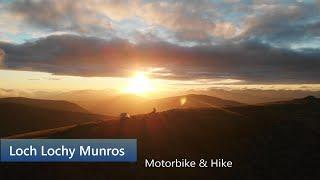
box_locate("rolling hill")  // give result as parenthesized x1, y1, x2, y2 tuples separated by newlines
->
(78, 94, 245, 115)
(262, 95, 320, 105)
(0, 97, 88, 113)
(4, 96, 318, 179)
(0, 102, 108, 137)
(149, 94, 245, 110)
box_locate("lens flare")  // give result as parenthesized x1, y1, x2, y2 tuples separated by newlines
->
(180, 97, 187, 106)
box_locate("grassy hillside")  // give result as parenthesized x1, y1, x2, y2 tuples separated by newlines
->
(4, 97, 318, 179)
(0, 102, 107, 137)
(0, 97, 88, 113)
(149, 94, 245, 110)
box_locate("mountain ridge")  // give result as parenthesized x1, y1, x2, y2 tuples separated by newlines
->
(0, 97, 89, 113)
(0, 102, 108, 137)
(77, 93, 246, 115)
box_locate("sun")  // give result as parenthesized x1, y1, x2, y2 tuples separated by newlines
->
(123, 71, 154, 95)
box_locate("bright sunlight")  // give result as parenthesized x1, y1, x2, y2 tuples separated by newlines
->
(123, 71, 154, 95)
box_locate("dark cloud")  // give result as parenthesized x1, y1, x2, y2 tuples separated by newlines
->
(1, 34, 320, 83)
(240, 3, 320, 46)
(3, 0, 320, 46)
(8, 0, 114, 36)
(0, 48, 4, 67)
(0, 35, 133, 77)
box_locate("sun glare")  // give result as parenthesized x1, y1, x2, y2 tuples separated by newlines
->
(124, 71, 154, 95)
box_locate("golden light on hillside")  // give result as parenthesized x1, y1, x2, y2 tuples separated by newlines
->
(123, 71, 154, 95)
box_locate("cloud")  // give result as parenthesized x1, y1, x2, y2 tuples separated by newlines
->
(0, 35, 133, 77)
(7, 0, 115, 36)
(1, 34, 320, 83)
(135, 1, 237, 40)
(0, 88, 32, 97)
(0, 48, 5, 67)
(239, 3, 320, 46)
(5, 0, 238, 43)
(1, 0, 319, 46)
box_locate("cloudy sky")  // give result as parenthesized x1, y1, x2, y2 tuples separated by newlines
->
(0, 0, 320, 95)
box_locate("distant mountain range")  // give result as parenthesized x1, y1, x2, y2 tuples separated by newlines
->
(262, 95, 320, 105)
(78, 94, 246, 115)
(150, 94, 245, 109)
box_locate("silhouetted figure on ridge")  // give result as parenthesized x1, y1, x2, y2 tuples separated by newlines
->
(151, 108, 156, 114)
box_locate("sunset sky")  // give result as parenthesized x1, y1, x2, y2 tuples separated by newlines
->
(1, 0, 320, 97)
